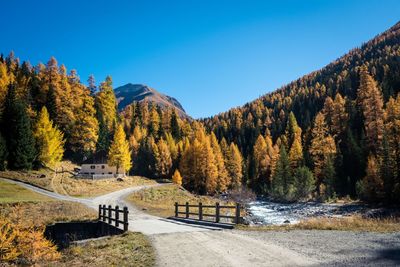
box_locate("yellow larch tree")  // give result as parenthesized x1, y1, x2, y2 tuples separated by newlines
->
(172, 169, 183, 186)
(33, 106, 65, 167)
(108, 124, 132, 176)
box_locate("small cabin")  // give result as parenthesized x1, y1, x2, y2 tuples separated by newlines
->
(78, 155, 125, 179)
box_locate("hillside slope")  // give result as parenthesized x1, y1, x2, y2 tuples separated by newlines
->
(115, 83, 187, 117)
(202, 21, 400, 199)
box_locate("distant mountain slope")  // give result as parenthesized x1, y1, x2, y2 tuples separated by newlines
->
(202, 21, 400, 198)
(114, 83, 187, 116)
(204, 21, 400, 140)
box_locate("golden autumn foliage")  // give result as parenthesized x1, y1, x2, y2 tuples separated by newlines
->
(95, 76, 117, 131)
(33, 106, 65, 167)
(310, 112, 336, 190)
(172, 169, 183, 186)
(108, 124, 132, 175)
(0, 214, 60, 264)
(358, 155, 384, 202)
(357, 66, 384, 154)
(227, 142, 243, 190)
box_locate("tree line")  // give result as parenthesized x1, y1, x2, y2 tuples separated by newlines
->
(0, 53, 244, 195)
(202, 22, 400, 204)
(1, 22, 400, 203)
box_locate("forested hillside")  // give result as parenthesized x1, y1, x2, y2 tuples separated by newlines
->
(202, 21, 400, 204)
(1, 21, 399, 204)
(0, 53, 244, 195)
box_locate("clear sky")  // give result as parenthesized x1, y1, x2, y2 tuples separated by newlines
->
(2, 0, 400, 118)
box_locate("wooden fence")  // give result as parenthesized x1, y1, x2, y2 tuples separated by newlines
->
(98, 204, 129, 231)
(174, 202, 242, 224)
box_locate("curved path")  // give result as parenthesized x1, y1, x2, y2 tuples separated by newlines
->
(0, 178, 321, 266)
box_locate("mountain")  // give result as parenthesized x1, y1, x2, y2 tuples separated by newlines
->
(202, 21, 400, 199)
(114, 83, 187, 117)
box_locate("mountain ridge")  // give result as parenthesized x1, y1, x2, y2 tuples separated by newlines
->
(114, 83, 187, 117)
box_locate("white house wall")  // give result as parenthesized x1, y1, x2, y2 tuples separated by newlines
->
(80, 164, 119, 175)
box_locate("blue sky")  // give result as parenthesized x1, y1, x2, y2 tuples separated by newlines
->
(2, 0, 400, 118)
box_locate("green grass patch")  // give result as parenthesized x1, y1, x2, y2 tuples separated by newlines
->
(0, 179, 52, 203)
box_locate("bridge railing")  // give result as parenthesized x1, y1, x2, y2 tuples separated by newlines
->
(98, 204, 129, 231)
(174, 202, 242, 224)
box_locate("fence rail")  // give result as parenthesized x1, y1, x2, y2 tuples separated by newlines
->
(174, 202, 242, 224)
(98, 204, 129, 231)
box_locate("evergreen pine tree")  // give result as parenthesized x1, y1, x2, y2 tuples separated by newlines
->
(4, 84, 36, 170)
(271, 145, 294, 201)
(170, 109, 181, 139)
(0, 131, 7, 170)
(321, 156, 336, 198)
(293, 166, 315, 199)
(87, 74, 97, 95)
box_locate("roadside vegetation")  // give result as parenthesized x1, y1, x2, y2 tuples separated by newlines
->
(127, 184, 236, 219)
(0, 180, 154, 266)
(59, 232, 155, 267)
(238, 215, 400, 233)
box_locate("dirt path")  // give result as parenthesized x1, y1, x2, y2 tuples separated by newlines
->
(151, 231, 316, 267)
(3, 178, 399, 267)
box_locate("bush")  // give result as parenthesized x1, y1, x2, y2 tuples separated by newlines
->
(0, 215, 60, 264)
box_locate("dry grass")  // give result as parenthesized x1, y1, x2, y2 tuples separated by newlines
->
(127, 184, 237, 220)
(58, 232, 155, 267)
(0, 160, 156, 198)
(0, 179, 52, 203)
(237, 215, 400, 233)
(59, 175, 155, 197)
(0, 169, 54, 191)
(0, 201, 97, 229)
(0, 174, 155, 266)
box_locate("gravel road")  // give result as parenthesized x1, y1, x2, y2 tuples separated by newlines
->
(3, 178, 399, 267)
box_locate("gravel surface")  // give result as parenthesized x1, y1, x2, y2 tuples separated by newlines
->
(237, 230, 400, 266)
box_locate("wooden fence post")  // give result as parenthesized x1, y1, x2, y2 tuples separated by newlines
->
(199, 202, 203, 221)
(185, 202, 189, 219)
(115, 205, 119, 227)
(235, 203, 241, 224)
(102, 204, 106, 222)
(123, 206, 129, 232)
(98, 204, 101, 220)
(175, 202, 178, 217)
(108, 205, 112, 224)
(215, 202, 220, 223)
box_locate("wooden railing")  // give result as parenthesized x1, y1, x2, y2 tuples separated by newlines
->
(98, 204, 129, 231)
(174, 202, 242, 224)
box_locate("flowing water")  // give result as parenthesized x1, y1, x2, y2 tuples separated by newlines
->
(245, 200, 366, 225)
